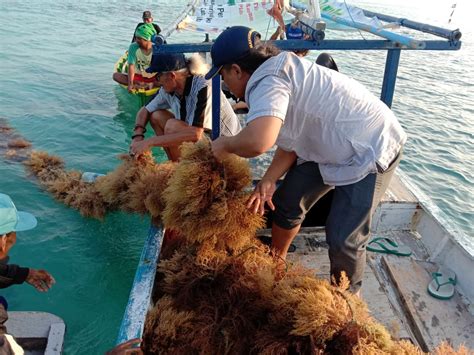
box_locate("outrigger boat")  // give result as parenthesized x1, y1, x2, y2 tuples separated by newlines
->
(113, 52, 160, 107)
(115, 2, 472, 352)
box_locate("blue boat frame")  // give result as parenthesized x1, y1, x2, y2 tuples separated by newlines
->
(116, 18, 461, 345)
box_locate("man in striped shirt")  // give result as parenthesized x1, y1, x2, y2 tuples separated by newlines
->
(129, 52, 241, 161)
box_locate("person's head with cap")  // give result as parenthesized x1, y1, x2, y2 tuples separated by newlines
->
(142, 10, 153, 23)
(134, 23, 157, 48)
(205, 26, 279, 99)
(0, 193, 37, 259)
(146, 52, 189, 93)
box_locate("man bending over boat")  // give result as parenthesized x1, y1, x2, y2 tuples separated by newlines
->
(0, 193, 55, 350)
(129, 52, 241, 161)
(207, 26, 406, 295)
(113, 23, 157, 92)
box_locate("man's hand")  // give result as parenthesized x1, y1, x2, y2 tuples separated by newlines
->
(129, 139, 150, 158)
(105, 338, 142, 355)
(247, 178, 277, 215)
(127, 83, 135, 93)
(26, 269, 55, 292)
(211, 136, 232, 161)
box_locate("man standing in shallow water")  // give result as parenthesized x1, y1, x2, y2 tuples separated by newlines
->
(207, 26, 406, 295)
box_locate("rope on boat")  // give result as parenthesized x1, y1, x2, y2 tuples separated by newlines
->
(161, 0, 201, 40)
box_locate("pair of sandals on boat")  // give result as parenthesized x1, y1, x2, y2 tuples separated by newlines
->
(367, 237, 457, 300)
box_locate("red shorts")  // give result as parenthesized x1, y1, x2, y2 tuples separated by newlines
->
(133, 74, 156, 83)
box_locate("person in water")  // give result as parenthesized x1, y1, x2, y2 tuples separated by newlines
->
(131, 10, 161, 43)
(113, 23, 157, 92)
(129, 52, 241, 161)
(206, 26, 406, 295)
(0, 193, 55, 351)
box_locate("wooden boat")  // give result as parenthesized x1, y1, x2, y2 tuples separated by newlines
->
(6, 311, 65, 354)
(115, 7, 472, 353)
(113, 52, 159, 106)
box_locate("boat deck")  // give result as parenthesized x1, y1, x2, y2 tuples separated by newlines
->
(256, 174, 473, 351)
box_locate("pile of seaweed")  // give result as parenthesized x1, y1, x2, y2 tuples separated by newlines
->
(23, 140, 468, 354)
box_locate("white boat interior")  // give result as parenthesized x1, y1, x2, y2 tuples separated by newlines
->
(255, 170, 473, 352)
(5, 311, 65, 355)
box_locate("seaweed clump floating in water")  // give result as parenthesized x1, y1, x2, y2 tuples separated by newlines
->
(25, 150, 175, 220)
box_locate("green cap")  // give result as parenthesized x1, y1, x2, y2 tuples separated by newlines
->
(135, 23, 156, 41)
(0, 193, 37, 235)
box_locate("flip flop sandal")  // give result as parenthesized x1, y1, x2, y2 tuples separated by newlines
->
(366, 237, 412, 256)
(427, 268, 457, 300)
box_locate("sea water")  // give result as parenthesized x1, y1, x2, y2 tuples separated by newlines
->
(0, 0, 472, 353)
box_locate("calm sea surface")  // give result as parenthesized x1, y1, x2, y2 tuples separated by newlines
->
(0, 0, 472, 353)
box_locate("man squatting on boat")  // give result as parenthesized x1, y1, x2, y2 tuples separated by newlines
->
(208, 26, 407, 295)
(129, 52, 241, 161)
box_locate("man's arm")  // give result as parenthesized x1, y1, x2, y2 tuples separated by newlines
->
(211, 116, 282, 160)
(0, 263, 29, 289)
(127, 64, 136, 92)
(130, 124, 204, 156)
(247, 147, 297, 215)
(130, 107, 150, 147)
(269, 26, 284, 40)
(153, 23, 161, 34)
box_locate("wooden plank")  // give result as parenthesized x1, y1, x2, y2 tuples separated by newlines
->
(117, 225, 164, 344)
(45, 322, 66, 355)
(6, 312, 64, 338)
(382, 255, 474, 351)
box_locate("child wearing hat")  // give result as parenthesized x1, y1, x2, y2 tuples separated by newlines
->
(113, 23, 158, 92)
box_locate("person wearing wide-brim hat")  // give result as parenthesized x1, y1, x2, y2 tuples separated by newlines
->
(206, 26, 406, 295)
(129, 52, 241, 161)
(0, 193, 55, 291)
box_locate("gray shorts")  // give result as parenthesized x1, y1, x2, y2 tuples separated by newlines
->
(272, 152, 402, 291)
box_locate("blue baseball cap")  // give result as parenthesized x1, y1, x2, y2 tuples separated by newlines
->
(205, 26, 261, 80)
(0, 193, 37, 235)
(146, 52, 187, 73)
